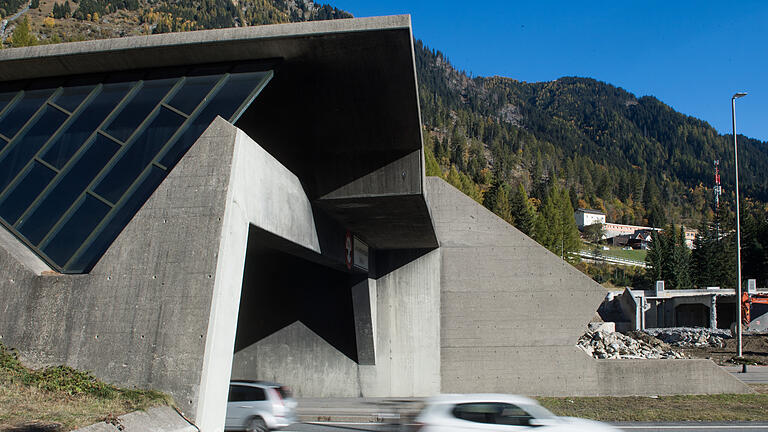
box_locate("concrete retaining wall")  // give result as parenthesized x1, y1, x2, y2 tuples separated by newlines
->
(425, 177, 751, 396)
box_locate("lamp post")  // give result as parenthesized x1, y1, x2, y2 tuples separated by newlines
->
(731, 91, 747, 360)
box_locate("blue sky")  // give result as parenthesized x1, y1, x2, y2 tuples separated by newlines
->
(332, 1, 768, 142)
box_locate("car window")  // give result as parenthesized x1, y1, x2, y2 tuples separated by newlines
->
(452, 403, 501, 424)
(496, 404, 534, 426)
(452, 403, 533, 426)
(228, 385, 267, 402)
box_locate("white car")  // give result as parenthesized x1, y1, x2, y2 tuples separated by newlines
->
(225, 381, 297, 432)
(415, 394, 621, 432)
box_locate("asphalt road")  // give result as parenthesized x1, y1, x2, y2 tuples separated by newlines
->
(285, 421, 768, 432)
(723, 365, 768, 384)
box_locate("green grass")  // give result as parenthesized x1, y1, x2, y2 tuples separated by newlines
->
(584, 243, 647, 262)
(537, 390, 768, 422)
(0, 343, 172, 431)
(602, 247, 647, 262)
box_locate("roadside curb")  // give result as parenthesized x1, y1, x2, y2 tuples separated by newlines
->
(74, 406, 197, 432)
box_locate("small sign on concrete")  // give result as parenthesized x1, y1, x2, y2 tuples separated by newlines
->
(353, 237, 369, 271)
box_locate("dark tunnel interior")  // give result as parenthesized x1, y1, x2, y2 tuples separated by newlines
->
(233, 225, 363, 363)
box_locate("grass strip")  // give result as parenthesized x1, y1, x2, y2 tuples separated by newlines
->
(537, 389, 768, 422)
(0, 343, 171, 431)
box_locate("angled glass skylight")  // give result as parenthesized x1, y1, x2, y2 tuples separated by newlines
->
(0, 63, 272, 273)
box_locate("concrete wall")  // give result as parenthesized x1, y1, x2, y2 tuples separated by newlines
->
(425, 177, 605, 396)
(232, 321, 361, 397)
(0, 118, 241, 430)
(231, 248, 442, 398)
(425, 177, 750, 396)
(359, 249, 442, 396)
(596, 360, 749, 395)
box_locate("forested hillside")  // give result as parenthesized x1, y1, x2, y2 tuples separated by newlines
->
(416, 41, 768, 228)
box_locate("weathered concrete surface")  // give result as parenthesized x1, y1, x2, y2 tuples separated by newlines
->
(359, 249, 442, 397)
(425, 177, 750, 396)
(232, 321, 361, 397)
(597, 359, 750, 395)
(352, 278, 377, 366)
(0, 219, 51, 275)
(75, 406, 197, 432)
(0, 118, 240, 429)
(425, 177, 604, 395)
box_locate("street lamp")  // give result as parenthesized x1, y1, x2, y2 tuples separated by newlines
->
(731, 91, 747, 361)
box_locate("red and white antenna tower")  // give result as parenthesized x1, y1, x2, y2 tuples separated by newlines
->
(714, 160, 722, 208)
(714, 160, 723, 238)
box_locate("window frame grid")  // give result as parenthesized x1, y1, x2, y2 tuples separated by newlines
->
(1, 84, 105, 225)
(0, 63, 273, 273)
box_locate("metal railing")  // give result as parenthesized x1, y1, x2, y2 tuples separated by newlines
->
(578, 250, 647, 268)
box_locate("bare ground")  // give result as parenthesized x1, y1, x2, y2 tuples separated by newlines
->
(681, 334, 768, 365)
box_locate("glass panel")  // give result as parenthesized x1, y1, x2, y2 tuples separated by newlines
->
(54, 85, 94, 113)
(42, 82, 133, 169)
(158, 72, 269, 168)
(0, 136, 7, 153)
(42, 194, 110, 265)
(0, 105, 68, 192)
(0, 161, 57, 225)
(103, 78, 176, 142)
(18, 134, 120, 245)
(0, 88, 55, 138)
(0, 91, 19, 116)
(65, 165, 166, 273)
(205, 72, 270, 122)
(167, 75, 220, 115)
(95, 107, 183, 203)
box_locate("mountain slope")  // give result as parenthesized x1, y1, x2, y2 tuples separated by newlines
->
(416, 41, 768, 226)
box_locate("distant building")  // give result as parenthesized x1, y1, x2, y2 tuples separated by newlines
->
(602, 223, 696, 249)
(574, 208, 606, 228)
(684, 228, 698, 248)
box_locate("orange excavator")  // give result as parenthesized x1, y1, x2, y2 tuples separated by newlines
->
(742, 291, 768, 325)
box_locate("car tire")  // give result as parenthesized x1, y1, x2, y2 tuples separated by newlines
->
(247, 417, 268, 432)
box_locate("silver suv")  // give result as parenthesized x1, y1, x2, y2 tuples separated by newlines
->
(225, 380, 298, 432)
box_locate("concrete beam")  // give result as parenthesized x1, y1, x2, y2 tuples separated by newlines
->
(352, 279, 377, 365)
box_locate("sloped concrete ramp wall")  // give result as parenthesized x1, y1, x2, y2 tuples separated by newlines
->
(425, 177, 750, 396)
(0, 118, 242, 430)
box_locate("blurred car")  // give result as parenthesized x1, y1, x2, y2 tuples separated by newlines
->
(225, 380, 297, 432)
(415, 394, 621, 432)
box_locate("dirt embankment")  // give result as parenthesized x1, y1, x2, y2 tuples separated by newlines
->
(683, 334, 768, 365)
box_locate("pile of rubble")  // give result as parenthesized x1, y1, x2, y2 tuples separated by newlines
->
(644, 327, 730, 348)
(578, 330, 688, 359)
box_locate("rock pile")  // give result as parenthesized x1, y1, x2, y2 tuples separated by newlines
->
(578, 330, 687, 359)
(644, 327, 729, 348)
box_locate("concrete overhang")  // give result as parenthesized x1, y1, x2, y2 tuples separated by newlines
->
(0, 15, 437, 250)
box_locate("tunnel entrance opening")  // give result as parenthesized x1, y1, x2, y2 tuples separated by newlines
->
(674, 303, 711, 328)
(716, 300, 737, 329)
(231, 225, 366, 385)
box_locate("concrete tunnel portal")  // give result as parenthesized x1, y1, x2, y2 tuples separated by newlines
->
(231, 225, 365, 381)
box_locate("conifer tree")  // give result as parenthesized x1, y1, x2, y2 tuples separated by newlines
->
(535, 184, 581, 261)
(510, 183, 535, 237)
(490, 183, 512, 223)
(424, 147, 442, 177)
